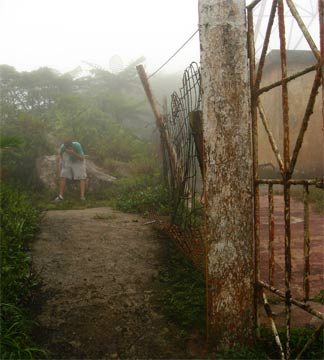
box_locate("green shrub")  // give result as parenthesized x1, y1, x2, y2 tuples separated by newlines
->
(0, 184, 47, 359)
(291, 186, 324, 214)
(158, 240, 206, 332)
(97, 175, 170, 215)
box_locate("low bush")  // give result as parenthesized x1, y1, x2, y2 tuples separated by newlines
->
(96, 175, 170, 215)
(0, 184, 47, 359)
(158, 239, 206, 332)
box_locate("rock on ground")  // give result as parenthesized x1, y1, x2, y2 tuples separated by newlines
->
(36, 155, 116, 192)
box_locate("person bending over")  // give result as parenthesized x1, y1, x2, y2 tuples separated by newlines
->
(54, 140, 87, 201)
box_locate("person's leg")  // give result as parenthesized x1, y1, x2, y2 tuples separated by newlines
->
(80, 179, 86, 199)
(59, 177, 67, 197)
(72, 160, 87, 200)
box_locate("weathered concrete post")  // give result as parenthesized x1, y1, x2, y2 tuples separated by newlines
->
(199, 0, 255, 349)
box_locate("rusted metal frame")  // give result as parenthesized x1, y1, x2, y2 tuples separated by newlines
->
(256, 178, 324, 186)
(257, 101, 285, 173)
(257, 65, 317, 96)
(246, 0, 263, 11)
(303, 184, 310, 301)
(268, 184, 275, 286)
(259, 280, 324, 320)
(248, 6, 261, 339)
(285, 0, 321, 62)
(289, 67, 322, 175)
(278, 1, 291, 358)
(320, 0, 324, 129)
(296, 322, 324, 360)
(261, 290, 285, 360)
(255, 0, 278, 92)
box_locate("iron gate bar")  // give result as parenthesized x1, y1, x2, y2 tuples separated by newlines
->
(257, 64, 317, 95)
(278, 2, 292, 357)
(247, 0, 264, 10)
(286, 0, 321, 60)
(289, 67, 322, 174)
(256, 179, 324, 185)
(257, 101, 285, 173)
(247, 1, 323, 359)
(259, 280, 324, 320)
(303, 184, 310, 301)
(255, 0, 279, 91)
(268, 184, 275, 286)
(261, 289, 285, 360)
(320, 0, 324, 127)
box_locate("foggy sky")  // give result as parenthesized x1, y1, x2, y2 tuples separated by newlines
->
(0, 0, 319, 76)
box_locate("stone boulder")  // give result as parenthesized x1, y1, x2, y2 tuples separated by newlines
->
(36, 155, 117, 192)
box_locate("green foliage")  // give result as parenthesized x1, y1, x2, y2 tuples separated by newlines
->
(0, 61, 156, 189)
(158, 240, 206, 332)
(291, 186, 324, 214)
(218, 326, 323, 359)
(1, 304, 48, 360)
(218, 344, 268, 359)
(260, 327, 324, 360)
(313, 289, 324, 304)
(0, 184, 46, 358)
(1, 112, 52, 189)
(97, 175, 170, 215)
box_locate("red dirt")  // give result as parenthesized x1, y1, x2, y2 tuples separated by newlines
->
(259, 195, 324, 328)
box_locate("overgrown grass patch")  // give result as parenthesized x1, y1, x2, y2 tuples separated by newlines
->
(0, 184, 48, 359)
(94, 175, 170, 215)
(158, 239, 206, 333)
(34, 175, 170, 216)
(291, 185, 323, 214)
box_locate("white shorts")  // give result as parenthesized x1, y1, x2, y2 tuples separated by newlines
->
(60, 159, 87, 180)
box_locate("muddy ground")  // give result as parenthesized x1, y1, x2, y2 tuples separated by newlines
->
(31, 207, 201, 359)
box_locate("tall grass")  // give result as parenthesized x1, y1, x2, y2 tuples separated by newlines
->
(0, 184, 47, 359)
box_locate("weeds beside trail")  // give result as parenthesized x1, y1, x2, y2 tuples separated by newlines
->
(0, 184, 48, 359)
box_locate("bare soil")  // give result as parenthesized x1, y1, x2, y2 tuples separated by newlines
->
(31, 207, 201, 359)
(30, 198, 323, 359)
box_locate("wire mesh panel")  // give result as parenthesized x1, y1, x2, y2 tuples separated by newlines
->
(161, 62, 205, 271)
(247, 1, 323, 359)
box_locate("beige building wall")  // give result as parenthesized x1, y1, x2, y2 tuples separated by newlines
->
(258, 50, 323, 177)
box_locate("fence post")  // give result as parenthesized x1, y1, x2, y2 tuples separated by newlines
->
(199, 0, 255, 349)
(136, 64, 176, 185)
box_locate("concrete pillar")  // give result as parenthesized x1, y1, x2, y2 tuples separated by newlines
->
(199, 0, 255, 349)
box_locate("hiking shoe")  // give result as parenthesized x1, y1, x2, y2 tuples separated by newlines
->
(53, 195, 64, 202)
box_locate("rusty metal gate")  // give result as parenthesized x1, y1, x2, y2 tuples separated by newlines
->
(247, 0, 323, 359)
(139, 0, 323, 357)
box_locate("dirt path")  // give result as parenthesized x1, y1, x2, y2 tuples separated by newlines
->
(31, 207, 192, 359)
(31, 200, 323, 358)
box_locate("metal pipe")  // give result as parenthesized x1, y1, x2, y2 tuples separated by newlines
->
(259, 280, 324, 320)
(261, 290, 285, 360)
(268, 184, 275, 286)
(289, 67, 322, 175)
(286, 0, 321, 61)
(257, 100, 285, 173)
(258, 65, 317, 96)
(278, 1, 291, 358)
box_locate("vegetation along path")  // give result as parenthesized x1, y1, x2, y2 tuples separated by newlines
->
(31, 207, 192, 359)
